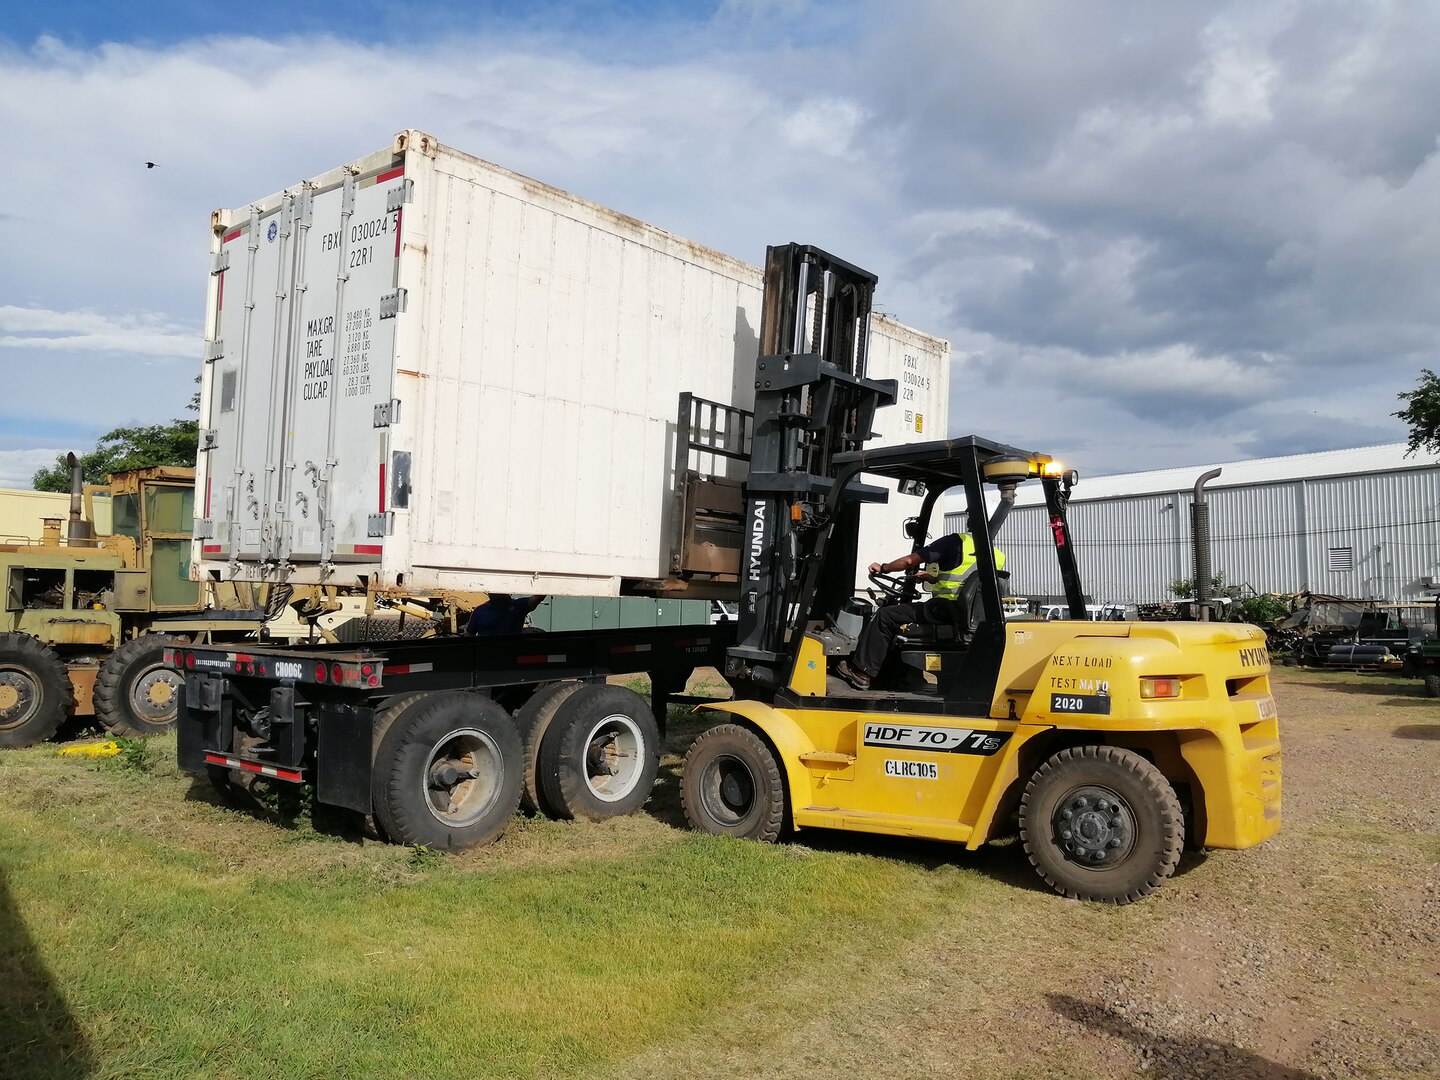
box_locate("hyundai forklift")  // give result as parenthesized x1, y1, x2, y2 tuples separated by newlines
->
(681, 246, 1282, 904)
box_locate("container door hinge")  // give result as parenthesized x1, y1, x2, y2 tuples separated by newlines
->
(379, 289, 407, 319)
(386, 179, 414, 212)
(193, 519, 215, 539)
(211, 250, 230, 275)
(200, 428, 218, 450)
(373, 399, 401, 428)
(205, 339, 225, 362)
(367, 512, 395, 537)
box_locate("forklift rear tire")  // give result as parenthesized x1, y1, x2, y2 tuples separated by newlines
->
(372, 691, 522, 851)
(513, 681, 584, 816)
(94, 634, 184, 737)
(538, 685, 660, 821)
(1019, 745, 1183, 904)
(1425, 674, 1440, 698)
(681, 724, 786, 842)
(0, 632, 73, 749)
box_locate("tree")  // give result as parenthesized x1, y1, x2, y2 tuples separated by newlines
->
(32, 392, 199, 492)
(1169, 573, 1226, 599)
(1395, 369, 1440, 456)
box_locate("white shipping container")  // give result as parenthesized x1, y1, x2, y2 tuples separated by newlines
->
(195, 130, 949, 597)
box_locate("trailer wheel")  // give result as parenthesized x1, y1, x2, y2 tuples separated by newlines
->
(372, 692, 522, 851)
(1019, 745, 1183, 904)
(94, 634, 184, 737)
(365, 694, 434, 840)
(1425, 674, 1440, 698)
(0, 632, 74, 749)
(513, 681, 584, 815)
(538, 685, 659, 821)
(680, 724, 785, 842)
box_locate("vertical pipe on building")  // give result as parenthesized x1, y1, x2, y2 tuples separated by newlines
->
(1192, 468, 1223, 621)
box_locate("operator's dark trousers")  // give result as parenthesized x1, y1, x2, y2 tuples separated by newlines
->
(852, 598, 961, 677)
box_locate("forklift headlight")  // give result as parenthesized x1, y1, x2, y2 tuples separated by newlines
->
(1139, 677, 1183, 699)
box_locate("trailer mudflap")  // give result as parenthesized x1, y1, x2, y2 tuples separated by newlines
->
(178, 674, 228, 774)
(316, 703, 374, 814)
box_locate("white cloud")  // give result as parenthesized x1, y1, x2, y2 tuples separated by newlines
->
(0, 305, 196, 356)
(0, 448, 66, 491)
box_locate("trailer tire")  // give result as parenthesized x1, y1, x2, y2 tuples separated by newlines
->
(538, 685, 659, 821)
(513, 682, 586, 816)
(372, 692, 522, 851)
(94, 634, 184, 737)
(0, 632, 74, 749)
(1425, 674, 1440, 698)
(680, 724, 785, 842)
(1019, 745, 1184, 904)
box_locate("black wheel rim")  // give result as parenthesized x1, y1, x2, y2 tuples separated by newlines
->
(699, 754, 755, 827)
(1051, 784, 1136, 869)
(0, 666, 41, 730)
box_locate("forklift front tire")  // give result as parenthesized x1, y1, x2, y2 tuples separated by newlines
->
(1019, 745, 1183, 904)
(681, 724, 786, 842)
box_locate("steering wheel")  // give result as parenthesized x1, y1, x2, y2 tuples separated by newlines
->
(868, 568, 917, 603)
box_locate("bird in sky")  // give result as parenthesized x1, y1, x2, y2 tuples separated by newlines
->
(145, 161, 160, 169)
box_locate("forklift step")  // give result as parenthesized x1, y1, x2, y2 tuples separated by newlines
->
(798, 750, 855, 767)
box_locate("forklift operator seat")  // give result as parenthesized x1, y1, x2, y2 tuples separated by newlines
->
(893, 572, 989, 647)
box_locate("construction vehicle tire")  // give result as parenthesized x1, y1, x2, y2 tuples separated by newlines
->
(538, 685, 659, 821)
(372, 691, 522, 851)
(0, 632, 74, 749)
(680, 723, 786, 843)
(513, 681, 584, 815)
(1020, 745, 1184, 904)
(94, 635, 185, 737)
(1425, 674, 1440, 698)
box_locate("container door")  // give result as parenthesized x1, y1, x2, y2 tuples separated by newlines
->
(204, 196, 301, 563)
(204, 163, 406, 568)
(278, 164, 406, 564)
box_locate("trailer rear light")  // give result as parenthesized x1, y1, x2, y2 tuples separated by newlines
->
(331, 662, 344, 684)
(315, 662, 329, 683)
(1140, 677, 1182, 699)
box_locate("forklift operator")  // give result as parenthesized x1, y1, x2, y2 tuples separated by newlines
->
(837, 533, 1005, 691)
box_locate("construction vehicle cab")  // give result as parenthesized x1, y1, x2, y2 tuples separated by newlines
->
(682, 247, 1282, 904)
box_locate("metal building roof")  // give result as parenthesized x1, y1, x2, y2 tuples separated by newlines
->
(942, 442, 1436, 511)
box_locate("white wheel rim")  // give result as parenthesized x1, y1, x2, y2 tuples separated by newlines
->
(582, 713, 645, 803)
(423, 727, 504, 827)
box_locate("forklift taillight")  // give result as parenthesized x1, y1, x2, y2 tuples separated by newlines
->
(1139, 677, 1182, 699)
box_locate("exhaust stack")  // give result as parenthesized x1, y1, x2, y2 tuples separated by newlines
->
(65, 453, 94, 546)
(1192, 468, 1222, 621)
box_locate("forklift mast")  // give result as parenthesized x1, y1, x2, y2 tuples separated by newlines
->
(731, 244, 898, 688)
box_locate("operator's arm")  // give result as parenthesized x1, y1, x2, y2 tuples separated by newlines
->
(868, 552, 925, 575)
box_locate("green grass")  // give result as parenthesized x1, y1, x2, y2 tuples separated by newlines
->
(0, 736, 967, 1080)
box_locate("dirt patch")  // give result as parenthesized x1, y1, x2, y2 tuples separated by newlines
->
(615, 668, 1440, 1080)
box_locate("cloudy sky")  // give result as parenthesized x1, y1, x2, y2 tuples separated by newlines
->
(2, 0, 1436, 488)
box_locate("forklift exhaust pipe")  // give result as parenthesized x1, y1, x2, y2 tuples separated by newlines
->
(1192, 468, 1222, 621)
(65, 452, 94, 546)
(988, 483, 1018, 537)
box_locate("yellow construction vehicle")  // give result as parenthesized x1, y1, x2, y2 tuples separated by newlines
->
(0, 458, 280, 748)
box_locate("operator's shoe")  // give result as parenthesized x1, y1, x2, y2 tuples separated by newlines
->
(836, 660, 872, 690)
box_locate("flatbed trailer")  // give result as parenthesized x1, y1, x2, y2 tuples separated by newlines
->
(172, 623, 731, 845)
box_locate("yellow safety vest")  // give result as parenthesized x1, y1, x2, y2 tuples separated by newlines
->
(926, 534, 1006, 600)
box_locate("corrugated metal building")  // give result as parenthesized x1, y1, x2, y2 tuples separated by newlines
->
(942, 443, 1440, 603)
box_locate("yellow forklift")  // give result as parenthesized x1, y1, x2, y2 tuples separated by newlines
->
(681, 246, 1281, 903)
